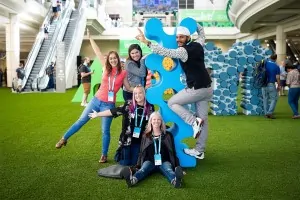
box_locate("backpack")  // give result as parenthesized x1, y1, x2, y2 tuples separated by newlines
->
(253, 59, 268, 89)
(46, 66, 53, 75)
(17, 68, 25, 80)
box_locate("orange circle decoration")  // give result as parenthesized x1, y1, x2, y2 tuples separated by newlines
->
(162, 57, 174, 71)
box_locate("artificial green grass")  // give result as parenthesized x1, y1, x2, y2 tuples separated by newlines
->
(0, 87, 299, 200)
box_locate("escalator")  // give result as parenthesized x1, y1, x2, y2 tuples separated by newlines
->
(23, 21, 58, 91)
(36, 0, 86, 90)
(21, 0, 74, 92)
(268, 39, 297, 63)
(63, 10, 80, 56)
(268, 39, 276, 53)
(287, 40, 299, 63)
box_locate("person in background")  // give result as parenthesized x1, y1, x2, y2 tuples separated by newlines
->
(44, 23, 50, 39)
(80, 57, 93, 107)
(279, 60, 287, 96)
(89, 85, 154, 166)
(56, 0, 61, 18)
(0, 68, 3, 87)
(46, 62, 55, 90)
(51, 0, 58, 23)
(286, 64, 300, 119)
(123, 44, 147, 101)
(16, 63, 25, 93)
(121, 112, 184, 188)
(55, 29, 134, 164)
(262, 54, 280, 119)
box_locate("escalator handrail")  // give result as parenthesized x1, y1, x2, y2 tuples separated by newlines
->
(21, 5, 53, 89)
(289, 40, 300, 56)
(64, 0, 86, 82)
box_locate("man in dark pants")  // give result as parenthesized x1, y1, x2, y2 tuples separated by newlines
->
(0, 68, 3, 87)
(46, 62, 55, 89)
(135, 23, 212, 160)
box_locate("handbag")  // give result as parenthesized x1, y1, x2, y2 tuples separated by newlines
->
(97, 164, 127, 179)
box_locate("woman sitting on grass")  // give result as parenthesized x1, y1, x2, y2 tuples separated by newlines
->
(121, 111, 184, 188)
(88, 85, 154, 166)
(55, 29, 133, 164)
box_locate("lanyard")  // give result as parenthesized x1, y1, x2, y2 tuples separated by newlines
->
(153, 135, 161, 155)
(108, 72, 117, 91)
(134, 105, 146, 128)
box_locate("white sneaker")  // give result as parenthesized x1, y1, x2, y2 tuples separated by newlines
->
(80, 103, 87, 107)
(183, 148, 205, 159)
(192, 117, 203, 138)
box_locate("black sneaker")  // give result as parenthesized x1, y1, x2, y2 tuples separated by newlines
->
(174, 166, 183, 188)
(121, 167, 132, 188)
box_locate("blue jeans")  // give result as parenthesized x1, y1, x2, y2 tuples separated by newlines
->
(262, 83, 278, 115)
(134, 161, 176, 183)
(63, 97, 115, 156)
(288, 88, 300, 116)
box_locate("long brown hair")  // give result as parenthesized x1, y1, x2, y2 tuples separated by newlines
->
(144, 112, 166, 138)
(105, 51, 122, 75)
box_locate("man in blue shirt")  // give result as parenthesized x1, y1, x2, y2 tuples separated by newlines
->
(262, 54, 280, 119)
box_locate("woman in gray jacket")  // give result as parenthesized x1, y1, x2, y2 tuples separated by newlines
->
(123, 44, 147, 101)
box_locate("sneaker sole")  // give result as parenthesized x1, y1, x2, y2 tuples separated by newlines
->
(183, 149, 204, 160)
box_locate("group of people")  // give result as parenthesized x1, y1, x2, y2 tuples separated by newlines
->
(55, 24, 212, 188)
(262, 54, 300, 119)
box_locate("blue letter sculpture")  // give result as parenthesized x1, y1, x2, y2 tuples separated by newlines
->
(144, 18, 198, 167)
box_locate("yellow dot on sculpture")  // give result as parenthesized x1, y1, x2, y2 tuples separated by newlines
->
(162, 57, 174, 71)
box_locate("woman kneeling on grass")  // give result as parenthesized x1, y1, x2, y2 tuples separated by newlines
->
(88, 85, 154, 166)
(121, 111, 184, 188)
(55, 29, 133, 164)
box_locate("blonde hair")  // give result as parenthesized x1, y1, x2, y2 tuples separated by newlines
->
(145, 111, 166, 137)
(131, 85, 146, 108)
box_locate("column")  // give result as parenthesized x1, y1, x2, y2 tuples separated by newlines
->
(276, 25, 286, 62)
(6, 13, 20, 87)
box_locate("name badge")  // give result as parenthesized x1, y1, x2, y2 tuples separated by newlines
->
(108, 91, 114, 102)
(154, 154, 162, 166)
(133, 127, 141, 138)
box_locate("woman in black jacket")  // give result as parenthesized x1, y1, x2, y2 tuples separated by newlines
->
(89, 85, 154, 165)
(121, 111, 183, 188)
